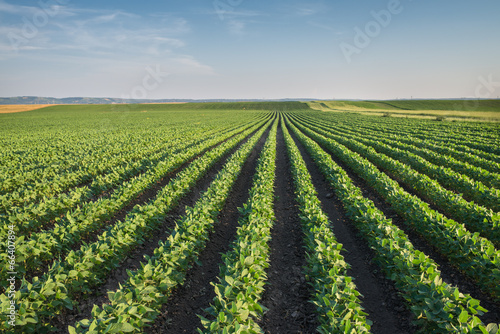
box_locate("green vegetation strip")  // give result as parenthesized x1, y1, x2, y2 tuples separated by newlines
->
(0, 119, 270, 333)
(2, 120, 251, 232)
(290, 117, 500, 302)
(333, 109, 499, 150)
(282, 117, 371, 333)
(0, 114, 266, 233)
(325, 119, 500, 190)
(69, 118, 274, 334)
(293, 115, 500, 246)
(309, 111, 500, 170)
(0, 126, 197, 210)
(297, 114, 500, 212)
(0, 119, 262, 281)
(0, 127, 186, 198)
(198, 119, 278, 333)
(285, 116, 498, 333)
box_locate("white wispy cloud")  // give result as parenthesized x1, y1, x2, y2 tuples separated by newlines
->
(220, 9, 262, 18)
(0, 0, 75, 18)
(3, 8, 177, 54)
(50, 19, 187, 56)
(0, 2, 214, 76)
(296, 8, 317, 16)
(202, 6, 264, 35)
(172, 55, 215, 75)
(204, 7, 262, 18)
(0, 0, 37, 15)
(75, 11, 139, 26)
(307, 21, 344, 35)
(284, 1, 331, 17)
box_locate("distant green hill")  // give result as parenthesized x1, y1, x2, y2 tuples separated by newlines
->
(3, 96, 498, 112)
(314, 100, 500, 112)
(168, 101, 310, 110)
(368, 99, 500, 112)
(0, 96, 315, 107)
(319, 101, 401, 111)
(308, 99, 500, 121)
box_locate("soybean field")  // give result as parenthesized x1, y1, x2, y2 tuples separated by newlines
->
(1, 102, 499, 333)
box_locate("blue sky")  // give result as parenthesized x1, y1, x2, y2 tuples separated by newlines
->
(0, 0, 499, 100)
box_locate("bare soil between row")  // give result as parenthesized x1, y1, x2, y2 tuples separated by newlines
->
(145, 124, 271, 333)
(288, 123, 414, 334)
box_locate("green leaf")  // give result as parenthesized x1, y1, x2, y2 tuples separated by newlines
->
(120, 323, 136, 333)
(486, 323, 499, 334)
(244, 256, 254, 266)
(239, 309, 250, 321)
(459, 310, 469, 323)
(198, 314, 210, 328)
(225, 276, 234, 286)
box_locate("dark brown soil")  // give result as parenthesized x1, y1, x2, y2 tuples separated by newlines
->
(145, 124, 271, 333)
(258, 124, 318, 333)
(289, 124, 415, 334)
(295, 120, 500, 326)
(52, 125, 266, 332)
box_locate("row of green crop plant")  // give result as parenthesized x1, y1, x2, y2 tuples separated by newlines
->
(198, 118, 278, 333)
(0, 119, 272, 333)
(0, 108, 241, 175)
(0, 125, 194, 201)
(353, 113, 498, 145)
(296, 114, 500, 211)
(285, 116, 499, 333)
(316, 110, 500, 155)
(309, 111, 500, 167)
(2, 116, 261, 233)
(331, 107, 500, 141)
(300, 112, 500, 188)
(0, 119, 255, 238)
(305, 113, 500, 213)
(0, 118, 268, 284)
(389, 127, 499, 156)
(69, 118, 276, 334)
(281, 117, 371, 333)
(0, 114, 265, 212)
(0, 127, 187, 196)
(312, 118, 500, 190)
(307, 111, 500, 168)
(289, 117, 500, 302)
(292, 115, 500, 246)
(0, 131, 136, 181)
